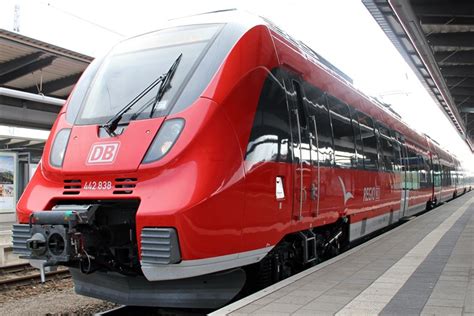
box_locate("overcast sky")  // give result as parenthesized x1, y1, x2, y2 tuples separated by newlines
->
(1, 0, 473, 169)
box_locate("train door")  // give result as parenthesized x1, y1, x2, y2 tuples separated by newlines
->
(303, 86, 334, 219)
(306, 95, 324, 218)
(399, 137, 409, 217)
(392, 132, 403, 219)
(287, 78, 313, 220)
(308, 115, 320, 217)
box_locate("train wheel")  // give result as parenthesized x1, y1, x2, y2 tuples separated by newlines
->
(426, 200, 433, 211)
(243, 241, 295, 292)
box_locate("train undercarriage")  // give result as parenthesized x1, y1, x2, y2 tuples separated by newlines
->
(243, 219, 349, 293)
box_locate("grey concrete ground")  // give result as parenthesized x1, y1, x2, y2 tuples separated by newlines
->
(212, 192, 474, 316)
(0, 221, 14, 233)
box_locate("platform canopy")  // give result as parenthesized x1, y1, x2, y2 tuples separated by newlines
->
(363, 0, 474, 152)
(0, 28, 93, 130)
(0, 125, 49, 162)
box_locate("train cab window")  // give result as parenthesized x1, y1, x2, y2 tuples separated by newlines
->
(377, 124, 395, 172)
(328, 98, 356, 168)
(303, 84, 334, 166)
(65, 57, 103, 123)
(73, 24, 223, 125)
(355, 112, 378, 170)
(245, 70, 292, 166)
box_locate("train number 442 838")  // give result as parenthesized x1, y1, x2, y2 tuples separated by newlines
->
(83, 181, 113, 190)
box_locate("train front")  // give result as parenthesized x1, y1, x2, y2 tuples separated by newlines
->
(11, 17, 268, 308)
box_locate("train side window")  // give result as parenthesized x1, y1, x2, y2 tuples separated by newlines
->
(292, 80, 307, 130)
(440, 163, 444, 186)
(351, 109, 365, 169)
(448, 165, 452, 186)
(399, 136, 408, 172)
(397, 135, 410, 189)
(432, 155, 441, 187)
(391, 132, 402, 172)
(406, 146, 420, 189)
(377, 124, 394, 172)
(303, 84, 334, 166)
(446, 165, 449, 186)
(448, 165, 453, 186)
(441, 164, 447, 186)
(446, 163, 450, 186)
(419, 153, 431, 188)
(328, 97, 356, 168)
(419, 154, 426, 187)
(355, 112, 378, 170)
(245, 70, 292, 166)
(289, 79, 311, 166)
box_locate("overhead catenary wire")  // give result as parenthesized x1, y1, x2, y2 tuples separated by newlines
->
(43, 1, 126, 38)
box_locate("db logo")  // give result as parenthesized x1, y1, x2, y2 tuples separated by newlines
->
(87, 142, 120, 164)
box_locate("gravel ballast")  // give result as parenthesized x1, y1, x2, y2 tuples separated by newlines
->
(0, 278, 118, 315)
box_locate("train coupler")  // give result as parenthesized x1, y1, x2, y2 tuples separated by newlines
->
(13, 204, 99, 267)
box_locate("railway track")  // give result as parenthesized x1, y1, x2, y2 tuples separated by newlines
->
(0, 262, 33, 275)
(0, 262, 70, 290)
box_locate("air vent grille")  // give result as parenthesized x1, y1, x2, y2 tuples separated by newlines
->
(12, 224, 31, 255)
(141, 228, 181, 265)
(113, 178, 137, 195)
(63, 179, 81, 195)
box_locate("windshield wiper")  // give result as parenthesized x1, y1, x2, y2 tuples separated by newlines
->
(101, 53, 183, 136)
(149, 53, 182, 118)
(130, 53, 183, 121)
(101, 76, 165, 136)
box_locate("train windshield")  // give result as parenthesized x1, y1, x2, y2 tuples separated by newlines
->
(71, 24, 222, 125)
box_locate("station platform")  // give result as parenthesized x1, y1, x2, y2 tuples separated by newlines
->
(0, 221, 15, 233)
(0, 221, 23, 266)
(212, 193, 474, 315)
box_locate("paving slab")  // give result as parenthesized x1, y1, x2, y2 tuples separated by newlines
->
(210, 193, 474, 316)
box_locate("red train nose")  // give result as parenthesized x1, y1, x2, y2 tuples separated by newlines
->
(61, 118, 164, 175)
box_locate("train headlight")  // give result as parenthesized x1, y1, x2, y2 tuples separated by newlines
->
(143, 118, 185, 163)
(49, 128, 71, 168)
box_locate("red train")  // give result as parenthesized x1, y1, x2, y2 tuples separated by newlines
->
(13, 10, 471, 308)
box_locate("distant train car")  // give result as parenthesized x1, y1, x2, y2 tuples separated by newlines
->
(12, 10, 471, 308)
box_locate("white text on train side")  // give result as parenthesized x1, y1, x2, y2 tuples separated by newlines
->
(363, 186, 381, 202)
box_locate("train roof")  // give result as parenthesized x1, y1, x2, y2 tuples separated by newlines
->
(171, 10, 455, 158)
(166, 9, 354, 84)
(132, 9, 454, 161)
